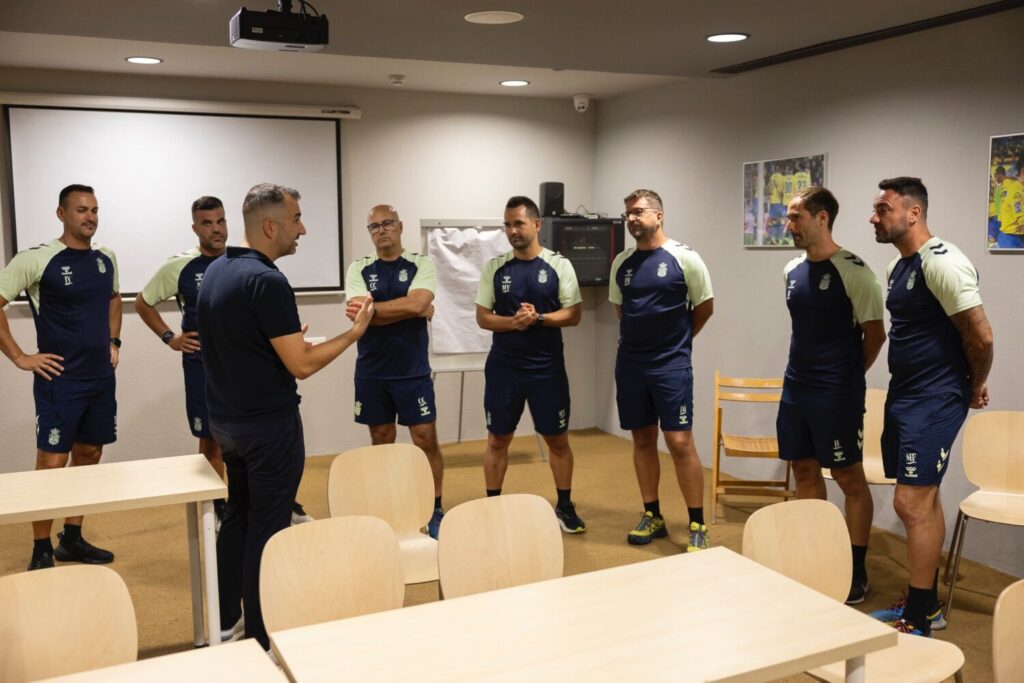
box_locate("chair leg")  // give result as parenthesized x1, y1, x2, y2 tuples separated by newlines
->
(711, 447, 721, 525)
(945, 515, 969, 622)
(942, 510, 964, 585)
(954, 670, 963, 683)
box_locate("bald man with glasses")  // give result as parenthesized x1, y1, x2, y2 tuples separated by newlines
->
(344, 204, 446, 538)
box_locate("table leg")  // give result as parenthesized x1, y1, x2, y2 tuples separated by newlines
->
(201, 500, 222, 646)
(844, 655, 865, 683)
(457, 371, 465, 444)
(186, 503, 204, 647)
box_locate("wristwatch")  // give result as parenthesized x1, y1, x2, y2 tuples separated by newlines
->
(110, 337, 122, 348)
(535, 314, 545, 326)
(161, 330, 175, 344)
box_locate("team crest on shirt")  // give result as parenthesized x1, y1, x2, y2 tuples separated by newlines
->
(906, 271, 917, 290)
(61, 266, 73, 286)
(819, 273, 831, 290)
(501, 275, 512, 293)
(538, 269, 548, 284)
(48, 428, 61, 446)
(353, 400, 362, 417)
(657, 262, 668, 278)
(399, 269, 409, 282)
(417, 397, 431, 417)
(193, 417, 203, 432)
(624, 268, 634, 286)
(96, 258, 107, 274)
(367, 274, 379, 291)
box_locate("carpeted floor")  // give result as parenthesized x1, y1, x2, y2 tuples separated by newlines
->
(0, 428, 1015, 681)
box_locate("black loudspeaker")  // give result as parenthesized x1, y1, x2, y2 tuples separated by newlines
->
(539, 182, 565, 217)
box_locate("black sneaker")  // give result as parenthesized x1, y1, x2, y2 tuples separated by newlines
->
(291, 502, 314, 525)
(554, 503, 586, 534)
(845, 576, 870, 605)
(53, 531, 115, 564)
(28, 549, 54, 571)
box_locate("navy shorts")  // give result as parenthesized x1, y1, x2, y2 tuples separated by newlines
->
(34, 374, 117, 453)
(776, 382, 864, 469)
(882, 393, 968, 486)
(615, 363, 693, 432)
(183, 358, 212, 438)
(484, 357, 570, 436)
(354, 375, 436, 426)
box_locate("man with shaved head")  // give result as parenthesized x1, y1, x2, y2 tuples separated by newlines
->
(197, 183, 373, 649)
(344, 204, 445, 538)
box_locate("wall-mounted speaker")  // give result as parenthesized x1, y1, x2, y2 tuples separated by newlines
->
(539, 181, 565, 217)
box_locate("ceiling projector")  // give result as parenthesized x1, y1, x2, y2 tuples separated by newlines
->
(230, 1, 328, 52)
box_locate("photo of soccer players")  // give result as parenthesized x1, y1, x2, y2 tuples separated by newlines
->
(988, 132, 1024, 250)
(743, 154, 826, 247)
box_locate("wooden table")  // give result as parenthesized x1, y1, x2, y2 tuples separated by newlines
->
(38, 639, 285, 682)
(270, 547, 896, 683)
(0, 454, 227, 647)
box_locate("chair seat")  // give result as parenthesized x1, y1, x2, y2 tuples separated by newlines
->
(822, 456, 896, 485)
(808, 633, 964, 683)
(960, 490, 1024, 525)
(398, 532, 439, 584)
(722, 434, 778, 457)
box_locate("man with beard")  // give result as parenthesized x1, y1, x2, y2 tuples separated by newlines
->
(475, 195, 586, 533)
(868, 176, 993, 636)
(610, 188, 713, 552)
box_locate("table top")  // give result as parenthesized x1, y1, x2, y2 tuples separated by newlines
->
(271, 546, 896, 683)
(39, 639, 286, 682)
(0, 453, 227, 525)
(429, 352, 488, 373)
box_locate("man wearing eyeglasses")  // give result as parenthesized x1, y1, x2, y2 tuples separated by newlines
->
(475, 196, 586, 534)
(610, 189, 714, 552)
(344, 204, 445, 538)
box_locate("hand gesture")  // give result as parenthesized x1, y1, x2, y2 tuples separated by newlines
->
(970, 384, 989, 409)
(352, 296, 374, 337)
(344, 298, 364, 322)
(15, 352, 64, 380)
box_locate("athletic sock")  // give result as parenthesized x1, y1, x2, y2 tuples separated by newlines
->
(643, 500, 661, 518)
(556, 489, 572, 508)
(486, 489, 501, 497)
(687, 507, 704, 526)
(434, 496, 442, 510)
(904, 585, 932, 631)
(62, 523, 82, 542)
(33, 538, 53, 557)
(852, 544, 868, 581)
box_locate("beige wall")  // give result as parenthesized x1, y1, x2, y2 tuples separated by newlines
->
(0, 72, 599, 482)
(592, 9, 1024, 574)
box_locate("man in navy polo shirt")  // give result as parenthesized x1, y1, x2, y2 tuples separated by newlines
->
(197, 183, 372, 649)
(776, 186, 885, 605)
(344, 204, 446, 538)
(610, 188, 714, 552)
(476, 196, 586, 534)
(869, 176, 993, 636)
(0, 184, 121, 570)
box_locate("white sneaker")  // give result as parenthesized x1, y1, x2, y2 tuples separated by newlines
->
(291, 502, 314, 525)
(220, 615, 244, 642)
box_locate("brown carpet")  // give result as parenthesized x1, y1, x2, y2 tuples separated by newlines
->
(0, 428, 1015, 680)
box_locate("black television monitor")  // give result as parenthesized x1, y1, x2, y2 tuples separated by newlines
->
(540, 216, 625, 286)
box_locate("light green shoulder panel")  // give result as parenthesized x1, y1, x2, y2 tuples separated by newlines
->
(406, 252, 438, 294)
(919, 238, 982, 316)
(0, 239, 63, 309)
(539, 248, 582, 307)
(666, 241, 713, 306)
(92, 243, 119, 293)
(608, 248, 633, 305)
(475, 252, 514, 309)
(344, 255, 375, 298)
(830, 249, 884, 323)
(140, 248, 198, 306)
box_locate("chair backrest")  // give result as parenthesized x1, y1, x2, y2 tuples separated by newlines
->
(328, 443, 434, 535)
(437, 494, 563, 599)
(742, 499, 852, 603)
(962, 411, 1024, 493)
(0, 565, 137, 681)
(863, 388, 886, 458)
(260, 516, 405, 633)
(994, 578, 1024, 682)
(715, 371, 783, 432)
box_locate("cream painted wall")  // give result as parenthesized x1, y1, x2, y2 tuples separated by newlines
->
(0, 72, 600, 486)
(592, 10, 1024, 574)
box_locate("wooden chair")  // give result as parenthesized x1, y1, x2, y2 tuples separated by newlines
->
(260, 516, 404, 634)
(943, 411, 1024, 621)
(437, 493, 563, 599)
(328, 443, 439, 585)
(823, 388, 896, 484)
(0, 565, 137, 682)
(711, 371, 792, 523)
(993, 578, 1024, 682)
(743, 499, 964, 683)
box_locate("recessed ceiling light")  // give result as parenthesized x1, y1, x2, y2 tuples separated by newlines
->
(465, 11, 524, 25)
(500, 80, 529, 87)
(706, 33, 749, 43)
(125, 56, 163, 65)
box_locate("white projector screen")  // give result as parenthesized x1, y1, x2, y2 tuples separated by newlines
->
(5, 106, 342, 292)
